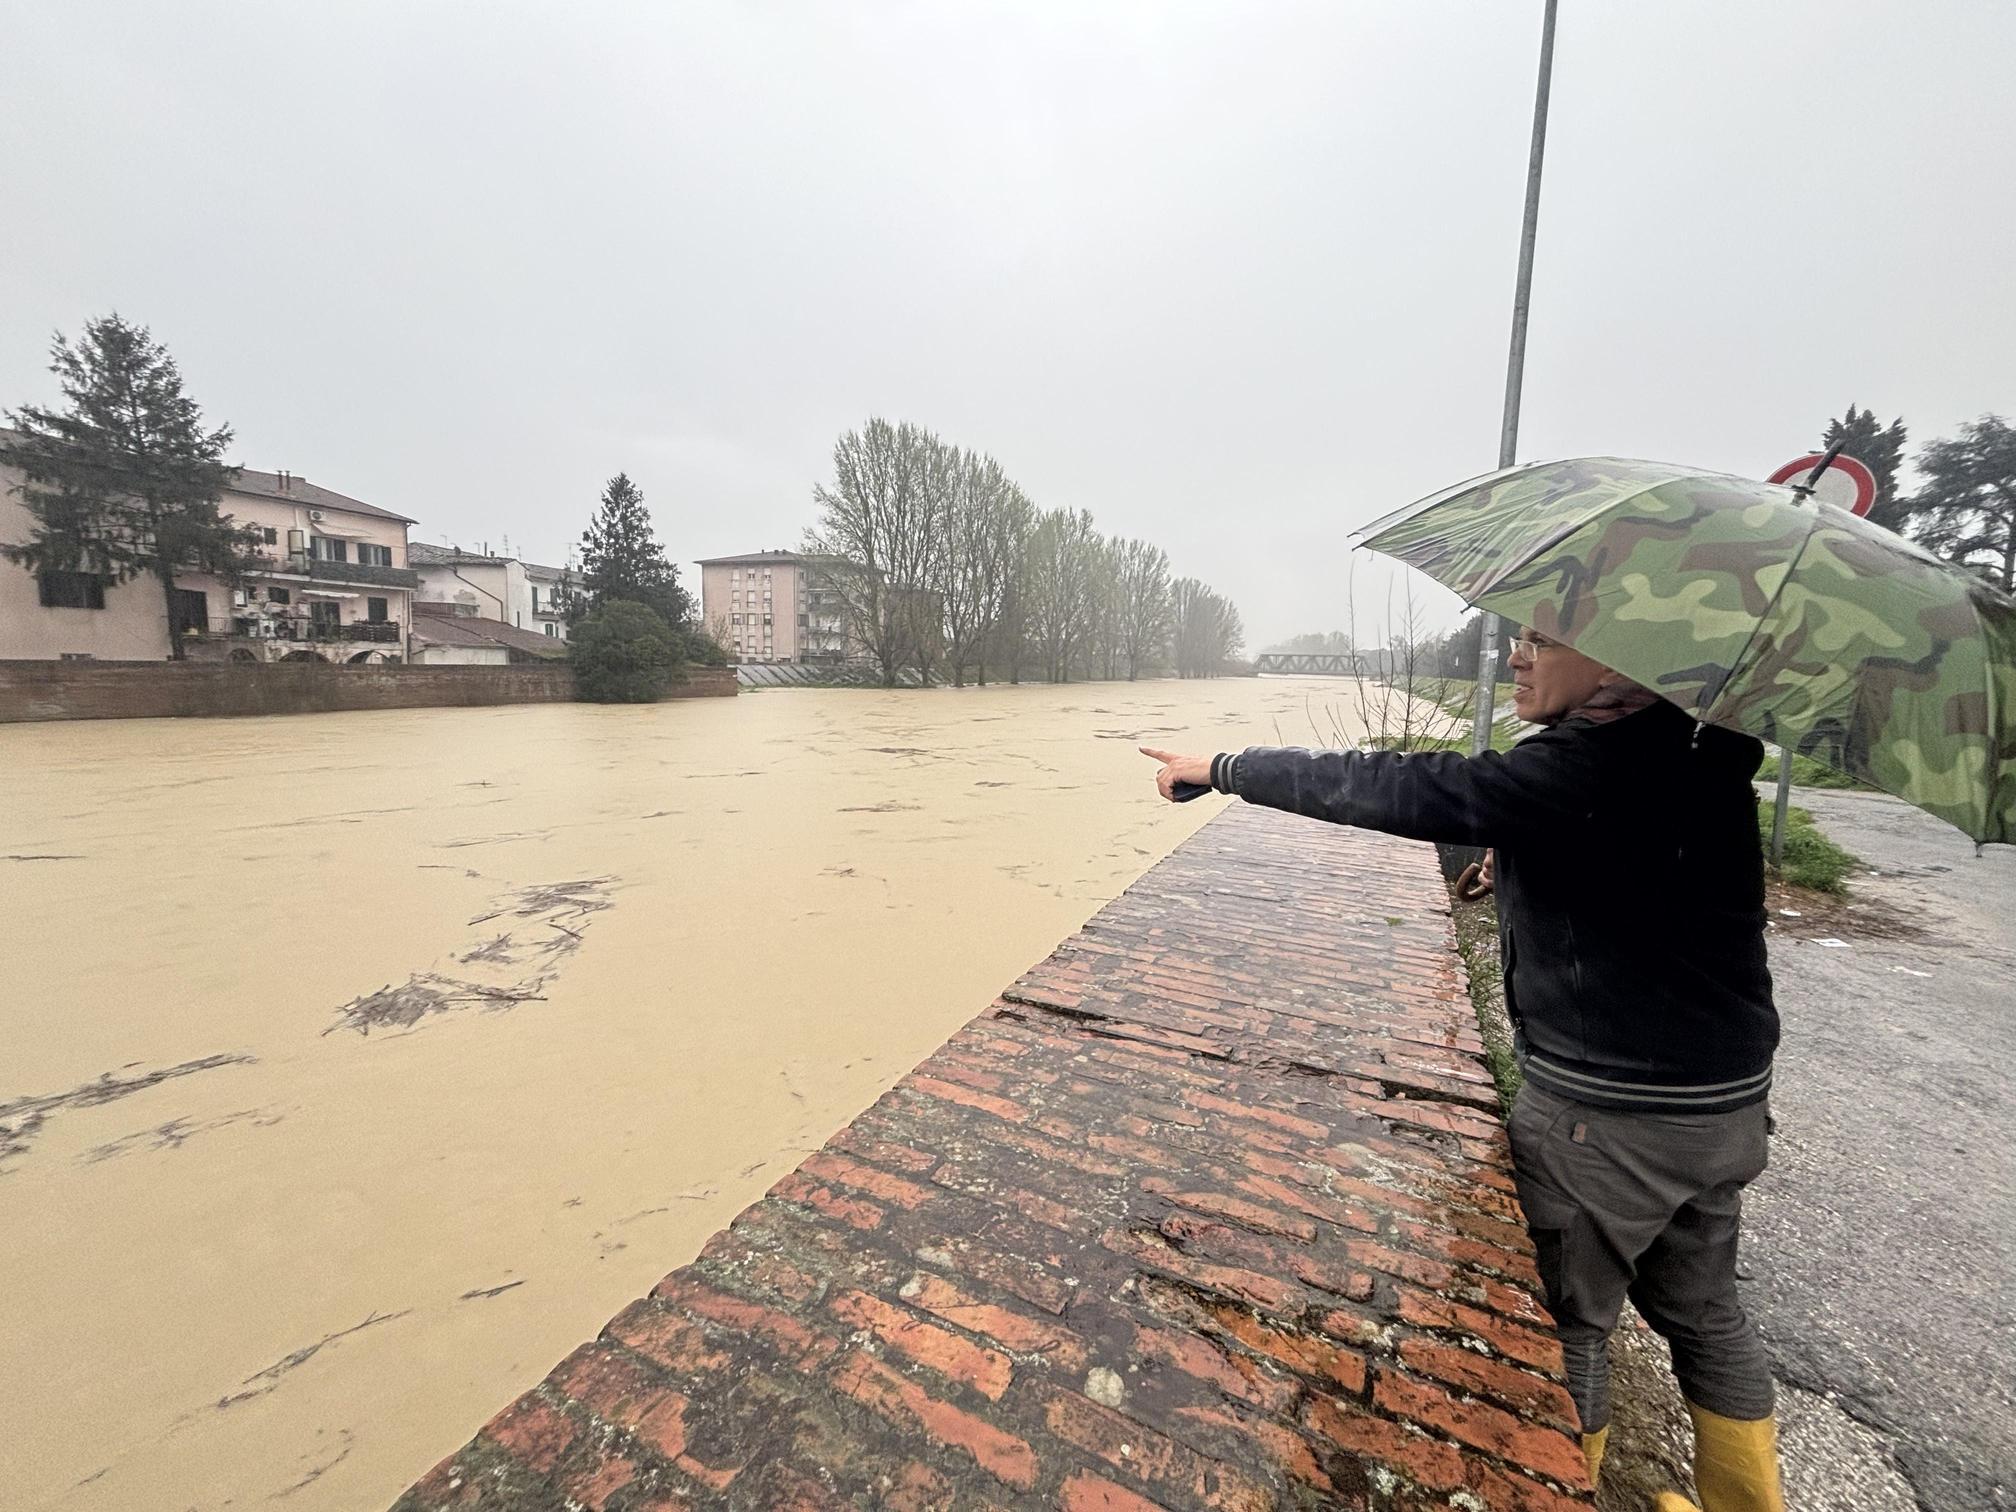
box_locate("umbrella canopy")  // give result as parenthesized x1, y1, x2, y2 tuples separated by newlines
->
(1358, 456, 2016, 846)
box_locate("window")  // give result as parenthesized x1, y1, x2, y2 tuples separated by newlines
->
(731, 613, 742, 625)
(357, 543, 392, 567)
(309, 600, 340, 629)
(544, 623, 556, 637)
(529, 586, 541, 613)
(261, 527, 278, 545)
(268, 586, 291, 605)
(37, 570, 106, 609)
(367, 596, 389, 623)
(170, 587, 210, 636)
(309, 536, 348, 563)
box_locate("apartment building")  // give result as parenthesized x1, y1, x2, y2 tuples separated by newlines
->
(0, 458, 418, 662)
(696, 550, 847, 663)
(410, 543, 571, 641)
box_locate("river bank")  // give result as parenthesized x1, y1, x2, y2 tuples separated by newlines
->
(2, 676, 1372, 1511)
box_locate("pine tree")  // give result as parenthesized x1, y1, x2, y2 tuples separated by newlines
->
(576, 472, 690, 627)
(0, 314, 257, 658)
(1821, 404, 1910, 530)
(1910, 415, 2016, 592)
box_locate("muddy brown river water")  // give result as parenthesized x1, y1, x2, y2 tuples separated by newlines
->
(0, 676, 1376, 1511)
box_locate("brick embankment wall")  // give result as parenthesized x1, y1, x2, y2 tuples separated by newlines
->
(0, 661, 737, 721)
(396, 806, 1589, 1512)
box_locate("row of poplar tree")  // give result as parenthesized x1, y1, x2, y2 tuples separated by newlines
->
(803, 418, 1244, 686)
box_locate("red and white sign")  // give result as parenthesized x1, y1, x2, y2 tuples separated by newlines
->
(1768, 452, 1878, 517)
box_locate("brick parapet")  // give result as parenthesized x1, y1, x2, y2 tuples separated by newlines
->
(394, 805, 1590, 1511)
(0, 660, 737, 722)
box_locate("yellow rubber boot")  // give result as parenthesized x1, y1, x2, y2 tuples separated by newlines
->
(1581, 1424, 1609, 1487)
(1684, 1402, 1785, 1512)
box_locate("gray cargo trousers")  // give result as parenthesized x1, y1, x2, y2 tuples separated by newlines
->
(1507, 1081, 1775, 1433)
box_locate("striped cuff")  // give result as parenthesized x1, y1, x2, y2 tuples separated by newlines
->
(1209, 752, 1240, 794)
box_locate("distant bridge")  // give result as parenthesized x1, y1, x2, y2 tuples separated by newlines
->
(1254, 652, 1373, 676)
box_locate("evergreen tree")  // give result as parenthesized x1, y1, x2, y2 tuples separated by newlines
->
(0, 314, 259, 658)
(1821, 404, 1911, 530)
(576, 473, 690, 627)
(569, 598, 685, 702)
(1910, 415, 2016, 592)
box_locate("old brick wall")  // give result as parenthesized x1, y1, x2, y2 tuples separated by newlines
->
(0, 661, 738, 722)
(395, 807, 1589, 1512)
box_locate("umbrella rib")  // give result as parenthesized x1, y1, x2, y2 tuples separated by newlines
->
(1471, 476, 1679, 603)
(1700, 502, 1825, 738)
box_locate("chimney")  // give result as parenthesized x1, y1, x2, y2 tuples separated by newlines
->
(277, 470, 292, 493)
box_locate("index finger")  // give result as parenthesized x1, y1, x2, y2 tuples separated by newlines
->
(1139, 747, 1179, 763)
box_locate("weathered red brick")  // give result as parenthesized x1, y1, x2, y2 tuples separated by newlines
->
(832, 1350, 1038, 1490)
(1187, 1090, 1331, 1142)
(799, 1151, 936, 1210)
(907, 1073, 1030, 1124)
(1140, 1176, 1318, 1241)
(829, 1289, 1013, 1400)
(899, 1272, 1090, 1372)
(653, 1277, 839, 1369)
(606, 1299, 731, 1378)
(1172, 1402, 1337, 1494)
(477, 1394, 576, 1474)
(1373, 1368, 1587, 1485)
(1103, 1225, 1300, 1313)
(1398, 1336, 1579, 1433)
(1393, 1286, 1565, 1373)
(1059, 1470, 1169, 1512)
(1041, 1388, 1274, 1511)
(1304, 1395, 1467, 1493)
(769, 1171, 888, 1230)
(1131, 1322, 1299, 1413)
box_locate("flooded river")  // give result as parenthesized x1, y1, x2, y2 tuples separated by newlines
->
(1, 676, 1374, 1511)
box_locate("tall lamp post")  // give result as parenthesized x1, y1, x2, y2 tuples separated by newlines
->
(1470, 0, 1561, 754)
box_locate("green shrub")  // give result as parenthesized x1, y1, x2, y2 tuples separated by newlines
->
(569, 599, 685, 703)
(680, 626, 731, 668)
(1763, 804, 1859, 893)
(1756, 751, 1869, 790)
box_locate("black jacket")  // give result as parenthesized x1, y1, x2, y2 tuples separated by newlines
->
(1217, 700, 1778, 1112)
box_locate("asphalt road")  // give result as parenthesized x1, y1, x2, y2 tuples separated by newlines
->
(1743, 789, 2016, 1511)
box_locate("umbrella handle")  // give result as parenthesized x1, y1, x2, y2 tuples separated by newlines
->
(1455, 862, 1494, 902)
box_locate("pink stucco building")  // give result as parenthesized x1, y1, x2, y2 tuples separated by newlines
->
(696, 549, 848, 664)
(0, 459, 418, 663)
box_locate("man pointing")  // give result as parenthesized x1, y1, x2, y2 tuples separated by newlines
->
(1142, 630, 1784, 1512)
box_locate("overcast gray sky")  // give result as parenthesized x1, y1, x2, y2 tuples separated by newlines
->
(5, 2, 2011, 649)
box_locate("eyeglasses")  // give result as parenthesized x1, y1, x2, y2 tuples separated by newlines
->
(1508, 637, 1559, 660)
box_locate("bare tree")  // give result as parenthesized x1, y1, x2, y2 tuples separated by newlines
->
(1170, 576, 1243, 677)
(936, 450, 1033, 686)
(1114, 537, 1172, 679)
(1088, 537, 1128, 680)
(1331, 565, 1472, 753)
(1023, 507, 1102, 682)
(803, 418, 947, 686)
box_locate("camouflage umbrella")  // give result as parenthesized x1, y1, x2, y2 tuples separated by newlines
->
(1357, 456, 2016, 846)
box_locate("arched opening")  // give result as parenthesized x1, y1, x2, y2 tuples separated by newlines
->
(228, 648, 259, 664)
(347, 651, 373, 665)
(279, 649, 326, 663)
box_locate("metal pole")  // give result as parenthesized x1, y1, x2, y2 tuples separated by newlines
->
(1771, 748, 1794, 866)
(1471, 0, 1560, 756)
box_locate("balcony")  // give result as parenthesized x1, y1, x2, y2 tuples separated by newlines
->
(227, 617, 404, 644)
(244, 551, 419, 590)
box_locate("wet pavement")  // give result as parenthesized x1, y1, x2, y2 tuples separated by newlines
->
(1743, 788, 2016, 1511)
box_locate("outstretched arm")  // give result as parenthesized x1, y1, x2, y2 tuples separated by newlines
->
(1140, 737, 1593, 848)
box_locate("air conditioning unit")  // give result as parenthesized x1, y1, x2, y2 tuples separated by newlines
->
(308, 509, 325, 522)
